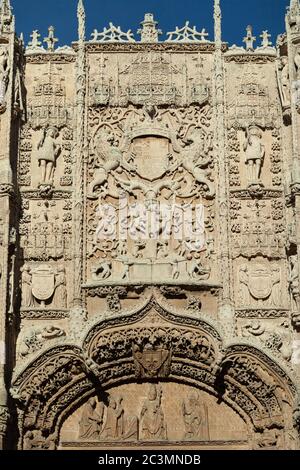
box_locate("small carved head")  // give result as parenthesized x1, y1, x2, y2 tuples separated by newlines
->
(46, 126, 59, 139)
(148, 384, 157, 401)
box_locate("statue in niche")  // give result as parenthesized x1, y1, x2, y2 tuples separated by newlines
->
(182, 391, 209, 441)
(53, 266, 67, 308)
(0, 48, 9, 107)
(140, 384, 167, 441)
(21, 264, 34, 308)
(100, 396, 124, 440)
(79, 398, 104, 440)
(37, 127, 60, 185)
(279, 57, 290, 108)
(243, 126, 265, 185)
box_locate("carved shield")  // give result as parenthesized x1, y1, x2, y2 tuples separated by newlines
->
(132, 136, 169, 181)
(134, 348, 170, 378)
(31, 265, 55, 301)
(248, 264, 273, 300)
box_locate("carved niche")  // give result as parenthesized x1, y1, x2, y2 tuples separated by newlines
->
(226, 63, 279, 129)
(228, 127, 282, 190)
(230, 199, 286, 259)
(19, 199, 72, 261)
(18, 124, 73, 189)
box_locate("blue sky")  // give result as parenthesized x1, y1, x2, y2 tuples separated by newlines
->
(11, 0, 290, 47)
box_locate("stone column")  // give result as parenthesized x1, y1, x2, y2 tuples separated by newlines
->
(213, 0, 234, 333)
(0, 3, 15, 449)
(286, 2, 300, 386)
(72, 0, 87, 309)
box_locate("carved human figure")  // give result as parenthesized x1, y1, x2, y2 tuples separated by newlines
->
(23, 429, 44, 450)
(21, 264, 34, 308)
(53, 267, 67, 308)
(140, 384, 167, 441)
(182, 391, 208, 440)
(171, 256, 180, 280)
(0, 48, 9, 105)
(101, 396, 124, 440)
(91, 261, 112, 280)
(132, 239, 146, 258)
(188, 259, 210, 281)
(79, 398, 104, 440)
(295, 49, 300, 80)
(238, 265, 251, 306)
(279, 57, 290, 107)
(289, 255, 300, 312)
(37, 127, 60, 184)
(157, 240, 168, 259)
(243, 126, 265, 184)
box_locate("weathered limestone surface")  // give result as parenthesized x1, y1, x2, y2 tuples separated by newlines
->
(0, 0, 300, 450)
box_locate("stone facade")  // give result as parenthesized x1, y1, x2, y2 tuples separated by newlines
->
(0, 0, 300, 450)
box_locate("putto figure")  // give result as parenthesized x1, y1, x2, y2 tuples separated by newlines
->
(37, 127, 60, 184)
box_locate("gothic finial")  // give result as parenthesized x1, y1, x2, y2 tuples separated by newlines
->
(260, 30, 272, 48)
(77, 0, 86, 42)
(214, 0, 222, 44)
(290, 0, 299, 9)
(138, 13, 161, 43)
(0, 0, 12, 16)
(43, 26, 58, 52)
(243, 25, 256, 51)
(0, 0, 13, 34)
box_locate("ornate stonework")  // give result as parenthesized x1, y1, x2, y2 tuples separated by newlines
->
(0, 0, 300, 451)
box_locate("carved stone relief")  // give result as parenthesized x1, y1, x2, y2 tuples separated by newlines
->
(230, 199, 286, 259)
(2, 2, 300, 452)
(60, 383, 248, 446)
(226, 63, 279, 129)
(21, 263, 68, 310)
(235, 259, 287, 309)
(89, 51, 211, 107)
(19, 199, 72, 261)
(0, 47, 9, 113)
(85, 104, 216, 286)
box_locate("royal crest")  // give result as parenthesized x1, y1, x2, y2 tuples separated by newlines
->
(133, 345, 171, 378)
(131, 135, 170, 181)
